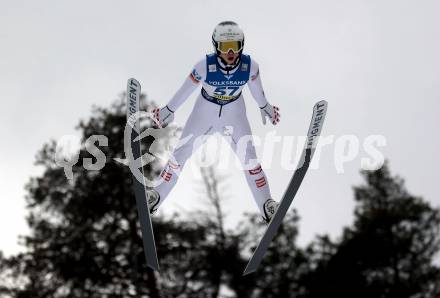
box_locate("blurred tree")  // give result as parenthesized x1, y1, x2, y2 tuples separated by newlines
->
(193, 148, 314, 298)
(231, 211, 312, 298)
(303, 163, 440, 298)
(0, 95, 232, 298)
(1, 91, 439, 298)
(198, 159, 230, 297)
(194, 153, 250, 298)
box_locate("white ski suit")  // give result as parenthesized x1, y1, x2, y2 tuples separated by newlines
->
(154, 53, 276, 215)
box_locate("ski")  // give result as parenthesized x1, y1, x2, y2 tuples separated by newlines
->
(126, 78, 160, 271)
(243, 100, 328, 275)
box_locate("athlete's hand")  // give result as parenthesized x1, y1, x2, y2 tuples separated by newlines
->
(152, 106, 174, 128)
(260, 103, 280, 125)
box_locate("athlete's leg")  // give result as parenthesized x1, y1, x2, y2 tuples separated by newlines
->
(221, 100, 272, 216)
(153, 97, 215, 208)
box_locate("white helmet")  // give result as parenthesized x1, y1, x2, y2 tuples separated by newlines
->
(212, 21, 244, 56)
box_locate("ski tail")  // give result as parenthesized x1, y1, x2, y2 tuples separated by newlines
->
(126, 78, 160, 271)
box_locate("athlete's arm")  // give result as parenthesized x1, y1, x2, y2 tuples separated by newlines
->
(248, 59, 280, 125)
(166, 59, 206, 112)
(247, 59, 268, 108)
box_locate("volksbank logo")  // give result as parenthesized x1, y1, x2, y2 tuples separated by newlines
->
(208, 80, 247, 86)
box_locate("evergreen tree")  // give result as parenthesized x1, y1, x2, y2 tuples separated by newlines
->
(304, 164, 440, 298)
(0, 96, 228, 297)
(1, 92, 439, 298)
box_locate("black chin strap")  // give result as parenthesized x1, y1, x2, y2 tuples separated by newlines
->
(217, 54, 242, 73)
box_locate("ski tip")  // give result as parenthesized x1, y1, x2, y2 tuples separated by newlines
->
(127, 78, 141, 88)
(314, 100, 328, 110)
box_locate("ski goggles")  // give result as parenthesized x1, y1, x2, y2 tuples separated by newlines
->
(217, 40, 243, 53)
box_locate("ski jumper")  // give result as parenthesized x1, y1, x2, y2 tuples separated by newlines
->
(154, 53, 272, 215)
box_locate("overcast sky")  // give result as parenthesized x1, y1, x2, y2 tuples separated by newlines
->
(1, 0, 439, 256)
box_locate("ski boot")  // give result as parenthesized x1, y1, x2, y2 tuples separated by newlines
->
(146, 189, 161, 214)
(262, 199, 279, 224)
